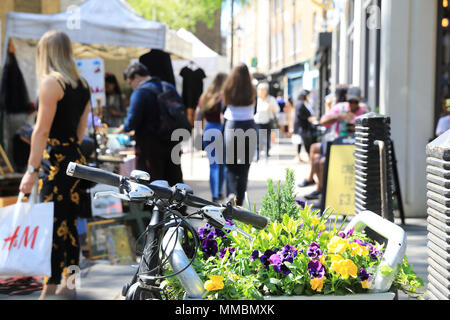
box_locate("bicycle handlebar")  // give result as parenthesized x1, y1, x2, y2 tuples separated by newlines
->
(66, 162, 269, 229)
(67, 162, 122, 187)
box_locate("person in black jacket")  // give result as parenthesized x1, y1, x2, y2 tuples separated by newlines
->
(294, 90, 316, 159)
(294, 90, 318, 188)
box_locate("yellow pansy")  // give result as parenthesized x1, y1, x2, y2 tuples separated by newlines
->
(311, 216, 321, 226)
(361, 280, 371, 289)
(310, 277, 326, 292)
(349, 242, 369, 257)
(204, 275, 224, 292)
(327, 236, 348, 254)
(330, 258, 358, 280)
(319, 254, 327, 266)
(229, 274, 239, 281)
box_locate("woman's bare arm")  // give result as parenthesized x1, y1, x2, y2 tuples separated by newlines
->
(77, 101, 91, 142)
(19, 76, 62, 193)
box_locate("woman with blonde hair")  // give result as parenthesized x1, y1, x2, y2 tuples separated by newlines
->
(222, 63, 257, 206)
(195, 73, 228, 202)
(19, 30, 91, 299)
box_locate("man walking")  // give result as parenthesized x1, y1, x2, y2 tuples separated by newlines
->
(116, 62, 183, 186)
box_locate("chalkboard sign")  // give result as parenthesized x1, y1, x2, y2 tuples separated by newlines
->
(321, 134, 356, 216)
(87, 219, 121, 259)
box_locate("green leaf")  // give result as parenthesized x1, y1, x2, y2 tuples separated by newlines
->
(380, 265, 393, 276)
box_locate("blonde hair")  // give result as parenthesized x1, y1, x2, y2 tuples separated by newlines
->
(36, 30, 86, 88)
(199, 73, 227, 113)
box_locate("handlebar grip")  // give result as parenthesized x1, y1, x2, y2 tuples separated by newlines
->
(226, 207, 270, 230)
(66, 162, 122, 187)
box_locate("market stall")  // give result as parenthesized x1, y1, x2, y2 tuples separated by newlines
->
(0, 0, 193, 258)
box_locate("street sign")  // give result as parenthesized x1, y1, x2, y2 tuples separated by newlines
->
(321, 134, 356, 216)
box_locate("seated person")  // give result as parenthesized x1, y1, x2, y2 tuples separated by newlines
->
(302, 87, 368, 201)
(436, 97, 450, 137)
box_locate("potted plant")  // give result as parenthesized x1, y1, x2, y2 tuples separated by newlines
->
(162, 170, 424, 300)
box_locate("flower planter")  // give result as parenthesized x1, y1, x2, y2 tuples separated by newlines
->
(264, 292, 396, 300)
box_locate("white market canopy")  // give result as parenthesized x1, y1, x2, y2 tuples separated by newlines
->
(2, 0, 192, 63)
(172, 28, 229, 93)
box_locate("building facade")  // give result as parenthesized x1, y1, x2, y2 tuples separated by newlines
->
(329, 0, 449, 218)
(229, 0, 325, 101)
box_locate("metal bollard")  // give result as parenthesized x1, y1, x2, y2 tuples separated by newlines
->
(425, 132, 450, 300)
(354, 113, 394, 222)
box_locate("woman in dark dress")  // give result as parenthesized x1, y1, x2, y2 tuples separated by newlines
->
(19, 30, 91, 300)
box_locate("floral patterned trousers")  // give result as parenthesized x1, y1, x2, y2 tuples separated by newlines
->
(38, 137, 87, 285)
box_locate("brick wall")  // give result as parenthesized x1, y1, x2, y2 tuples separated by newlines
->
(14, 0, 42, 13)
(193, 9, 223, 55)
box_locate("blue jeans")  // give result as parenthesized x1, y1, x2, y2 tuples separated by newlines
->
(203, 121, 226, 199)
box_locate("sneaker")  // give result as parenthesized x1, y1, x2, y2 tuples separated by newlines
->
(298, 179, 316, 188)
(304, 190, 322, 200)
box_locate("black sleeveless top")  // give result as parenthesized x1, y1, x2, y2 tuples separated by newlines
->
(49, 78, 91, 142)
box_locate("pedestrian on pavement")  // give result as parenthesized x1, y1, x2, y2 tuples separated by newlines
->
(298, 86, 348, 190)
(222, 63, 257, 206)
(195, 72, 228, 202)
(294, 89, 317, 167)
(435, 97, 450, 137)
(116, 62, 183, 186)
(304, 86, 368, 202)
(276, 91, 288, 137)
(285, 97, 295, 137)
(102, 73, 126, 128)
(254, 82, 279, 161)
(19, 30, 92, 299)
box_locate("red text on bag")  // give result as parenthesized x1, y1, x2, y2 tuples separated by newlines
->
(2, 226, 39, 251)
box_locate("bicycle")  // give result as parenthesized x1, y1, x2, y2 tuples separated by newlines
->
(66, 162, 270, 300)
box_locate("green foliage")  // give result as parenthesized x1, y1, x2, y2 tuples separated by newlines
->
(161, 170, 424, 300)
(260, 169, 299, 223)
(127, 0, 249, 32)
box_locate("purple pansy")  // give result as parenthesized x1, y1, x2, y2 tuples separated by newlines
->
(201, 239, 218, 258)
(250, 250, 260, 262)
(269, 253, 283, 266)
(296, 200, 306, 208)
(308, 260, 326, 279)
(359, 268, 371, 281)
(339, 227, 355, 239)
(367, 244, 382, 260)
(218, 248, 227, 259)
(307, 242, 323, 259)
(260, 250, 276, 269)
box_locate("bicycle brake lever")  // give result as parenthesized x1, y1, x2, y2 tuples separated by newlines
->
(94, 191, 131, 201)
(223, 224, 253, 242)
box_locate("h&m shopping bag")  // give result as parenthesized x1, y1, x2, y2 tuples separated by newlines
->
(0, 189, 54, 277)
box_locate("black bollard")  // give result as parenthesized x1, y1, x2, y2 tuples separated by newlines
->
(354, 113, 394, 222)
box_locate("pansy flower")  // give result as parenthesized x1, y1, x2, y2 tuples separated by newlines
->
(204, 275, 224, 292)
(310, 277, 326, 292)
(327, 236, 348, 254)
(201, 239, 218, 258)
(330, 256, 358, 280)
(250, 250, 260, 262)
(307, 242, 323, 259)
(308, 260, 326, 279)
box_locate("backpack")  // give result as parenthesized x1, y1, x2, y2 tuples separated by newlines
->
(138, 80, 192, 140)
